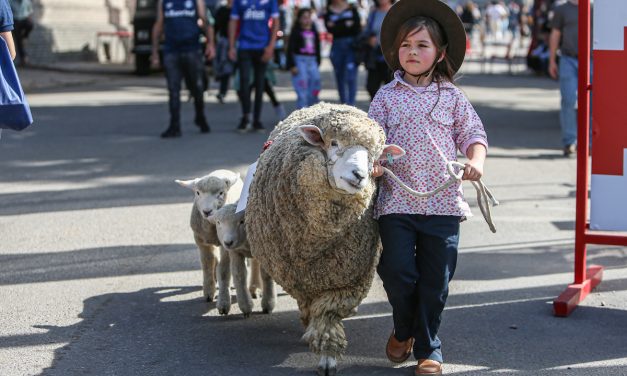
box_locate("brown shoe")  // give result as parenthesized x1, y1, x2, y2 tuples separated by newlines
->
(385, 331, 413, 363)
(415, 359, 442, 375)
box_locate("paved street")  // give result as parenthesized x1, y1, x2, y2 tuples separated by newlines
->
(1, 61, 626, 376)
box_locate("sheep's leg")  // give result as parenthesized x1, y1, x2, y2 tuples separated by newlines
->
(297, 299, 311, 327)
(216, 247, 232, 315)
(302, 292, 361, 375)
(260, 266, 276, 314)
(248, 257, 262, 299)
(231, 252, 253, 317)
(196, 242, 217, 302)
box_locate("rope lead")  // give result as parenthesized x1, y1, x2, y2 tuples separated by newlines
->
(382, 161, 499, 233)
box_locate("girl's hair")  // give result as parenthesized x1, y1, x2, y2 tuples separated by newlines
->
(387, 16, 456, 83)
(291, 8, 313, 34)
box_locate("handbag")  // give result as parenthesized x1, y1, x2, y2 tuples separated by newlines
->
(0, 37, 33, 131)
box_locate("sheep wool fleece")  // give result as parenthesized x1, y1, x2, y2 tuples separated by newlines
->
(246, 103, 386, 356)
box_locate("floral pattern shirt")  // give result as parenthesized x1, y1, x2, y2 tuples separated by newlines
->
(368, 71, 488, 219)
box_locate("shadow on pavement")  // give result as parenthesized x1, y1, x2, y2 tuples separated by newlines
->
(0, 244, 198, 285)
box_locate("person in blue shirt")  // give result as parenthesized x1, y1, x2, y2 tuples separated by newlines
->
(0, 0, 15, 60)
(151, 0, 215, 138)
(228, 0, 279, 132)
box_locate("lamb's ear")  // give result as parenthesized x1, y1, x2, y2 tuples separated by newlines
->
(298, 125, 325, 147)
(223, 171, 240, 188)
(175, 178, 197, 190)
(378, 144, 406, 162)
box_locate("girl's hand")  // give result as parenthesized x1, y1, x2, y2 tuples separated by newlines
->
(462, 161, 483, 181)
(371, 162, 384, 178)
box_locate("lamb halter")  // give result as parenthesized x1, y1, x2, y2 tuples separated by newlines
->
(382, 161, 499, 233)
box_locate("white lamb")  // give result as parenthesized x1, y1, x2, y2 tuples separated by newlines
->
(208, 204, 276, 317)
(176, 170, 260, 313)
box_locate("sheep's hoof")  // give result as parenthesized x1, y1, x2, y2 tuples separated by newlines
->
(262, 308, 270, 314)
(242, 312, 251, 318)
(251, 292, 259, 299)
(317, 355, 337, 376)
(218, 308, 229, 315)
(206, 296, 214, 303)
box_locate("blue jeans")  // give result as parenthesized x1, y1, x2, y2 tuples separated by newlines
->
(291, 55, 321, 109)
(329, 37, 358, 105)
(237, 49, 267, 122)
(163, 50, 206, 126)
(377, 214, 460, 363)
(559, 55, 578, 147)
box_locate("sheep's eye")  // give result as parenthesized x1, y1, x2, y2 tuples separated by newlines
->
(219, 191, 224, 196)
(195, 191, 200, 196)
(217, 221, 221, 225)
(240, 220, 245, 225)
(330, 140, 338, 147)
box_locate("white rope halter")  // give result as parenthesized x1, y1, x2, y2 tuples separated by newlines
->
(382, 161, 499, 233)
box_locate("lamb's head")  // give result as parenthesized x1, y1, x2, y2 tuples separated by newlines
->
(175, 171, 240, 219)
(208, 204, 248, 251)
(298, 109, 405, 195)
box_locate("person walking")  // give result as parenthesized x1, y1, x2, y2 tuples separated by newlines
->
(361, 0, 394, 100)
(369, 0, 488, 374)
(228, 0, 280, 132)
(9, 0, 32, 66)
(1, 0, 16, 141)
(323, 0, 361, 105)
(151, 0, 215, 138)
(548, 0, 578, 157)
(286, 7, 321, 109)
(213, 0, 234, 103)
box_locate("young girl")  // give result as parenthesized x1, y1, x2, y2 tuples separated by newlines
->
(286, 8, 321, 109)
(368, 0, 488, 374)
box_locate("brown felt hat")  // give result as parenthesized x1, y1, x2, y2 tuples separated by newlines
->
(380, 0, 466, 73)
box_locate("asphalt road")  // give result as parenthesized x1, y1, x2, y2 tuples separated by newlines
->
(1, 62, 626, 376)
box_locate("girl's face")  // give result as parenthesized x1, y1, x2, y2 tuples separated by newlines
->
(398, 27, 441, 80)
(299, 11, 312, 29)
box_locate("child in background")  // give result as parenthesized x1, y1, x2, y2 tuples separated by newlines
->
(286, 8, 321, 109)
(369, 0, 488, 374)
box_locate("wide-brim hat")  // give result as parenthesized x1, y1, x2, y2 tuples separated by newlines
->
(380, 0, 466, 73)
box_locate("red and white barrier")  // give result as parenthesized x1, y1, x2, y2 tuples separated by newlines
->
(590, 0, 627, 231)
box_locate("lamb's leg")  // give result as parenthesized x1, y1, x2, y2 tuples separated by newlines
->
(231, 252, 253, 317)
(260, 266, 276, 314)
(196, 242, 217, 302)
(301, 292, 361, 376)
(216, 247, 232, 315)
(248, 257, 262, 299)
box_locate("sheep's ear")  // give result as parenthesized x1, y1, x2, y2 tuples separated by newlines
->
(224, 172, 240, 188)
(378, 144, 406, 162)
(175, 178, 197, 190)
(299, 125, 325, 147)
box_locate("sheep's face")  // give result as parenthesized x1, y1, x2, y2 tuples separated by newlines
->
(176, 176, 233, 219)
(300, 125, 372, 194)
(209, 207, 248, 251)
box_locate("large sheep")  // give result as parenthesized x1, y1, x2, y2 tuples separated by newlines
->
(176, 170, 253, 313)
(208, 204, 276, 317)
(246, 103, 405, 375)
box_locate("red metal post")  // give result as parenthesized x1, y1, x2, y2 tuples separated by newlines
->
(553, 0, 605, 318)
(574, 0, 591, 285)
